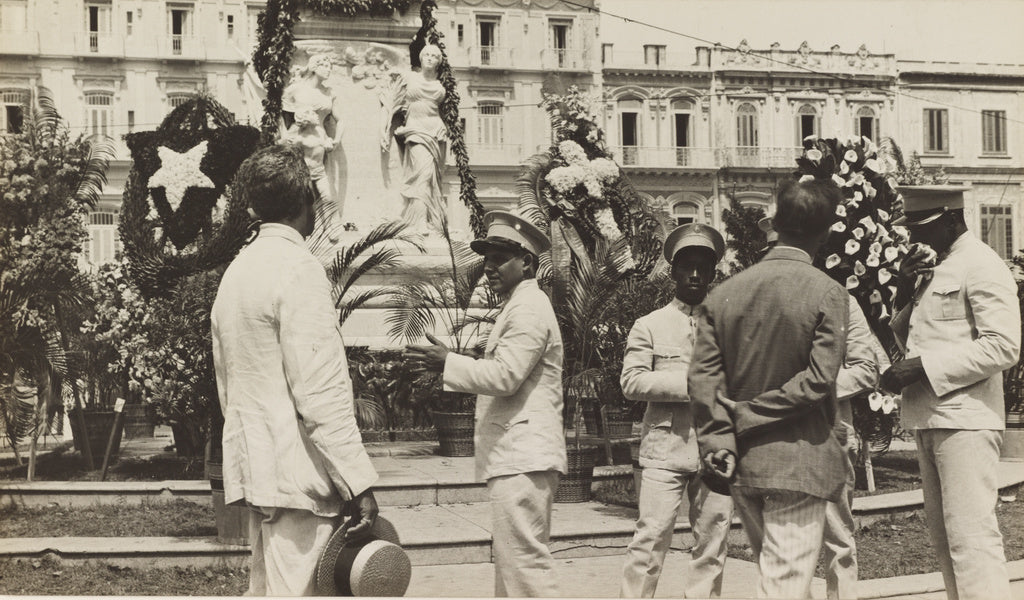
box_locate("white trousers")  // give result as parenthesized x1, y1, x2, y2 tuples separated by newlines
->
(488, 470, 561, 597)
(732, 487, 827, 599)
(246, 505, 335, 596)
(916, 428, 1010, 600)
(823, 422, 858, 600)
(620, 468, 733, 598)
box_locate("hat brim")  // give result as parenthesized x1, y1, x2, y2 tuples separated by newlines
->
(469, 236, 528, 256)
(892, 210, 946, 227)
(314, 515, 405, 596)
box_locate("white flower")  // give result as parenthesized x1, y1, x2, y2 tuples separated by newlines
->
(888, 285, 898, 298)
(832, 174, 846, 187)
(892, 225, 909, 242)
(558, 140, 588, 165)
(854, 261, 867, 276)
(859, 215, 877, 235)
(844, 149, 858, 163)
(804, 134, 820, 143)
(869, 289, 882, 304)
(879, 269, 892, 284)
(882, 394, 898, 414)
(846, 275, 860, 290)
(852, 227, 864, 240)
(839, 160, 850, 175)
(869, 241, 883, 255)
(864, 181, 876, 198)
(862, 136, 877, 155)
(845, 239, 860, 255)
(825, 254, 841, 269)
(594, 207, 623, 241)
(877, 208, 890, 221)
(866, 254, 880, 268)
(868, 391, 885, 412)
(799, 174, 816, 183)
(836, 204, 847, 217)
(884, 246, 899, 262)
(831, 221, 847, 233)
(806, 148, 823, 161)
(589, 157, 619, 181)
(864, 158, 881, 172)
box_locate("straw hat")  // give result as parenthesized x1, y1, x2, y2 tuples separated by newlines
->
(314, 516, 411, 596)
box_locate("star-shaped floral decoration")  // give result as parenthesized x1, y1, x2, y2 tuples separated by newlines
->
(147, 141, 215, 211)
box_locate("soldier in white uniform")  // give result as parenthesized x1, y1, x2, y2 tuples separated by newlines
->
(619, 223, 734, 598)
(405, 211, 567, 597)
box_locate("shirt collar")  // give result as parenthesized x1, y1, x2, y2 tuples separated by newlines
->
(764, 244, 812, 264)
(257, 222, 305, 246)
(670, 297, 700, 316)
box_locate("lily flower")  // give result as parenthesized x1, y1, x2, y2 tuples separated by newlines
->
(826, 254, 841, 269)
(845, 239, 860, 255)
(846, 275, 859, 289)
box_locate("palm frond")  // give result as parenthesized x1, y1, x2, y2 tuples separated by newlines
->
(337, 286, 398, 327)
(384, 284, 440, 344)
(353, 395, 386, 430)
(73, 134, 116, 209)
(336, 247, 403, 303)
(515, 152, 554, 232)
(34, 87, 62, 141)
(878, 136, 906, 174)
(328, 221, 424, 286)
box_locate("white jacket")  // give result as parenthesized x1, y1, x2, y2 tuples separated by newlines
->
(212, 224, 377, 516)
(443, 279, 568, 481)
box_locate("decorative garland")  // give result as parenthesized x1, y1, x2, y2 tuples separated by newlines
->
(120, 95, 262, 296)
(253, 0, 485, 238)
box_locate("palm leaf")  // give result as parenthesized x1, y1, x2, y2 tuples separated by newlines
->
(878, 136, 906, 174)
(385, 283, 441, 344)
(337, 286, 399, 327)
(33, 87, 62, 142)
(73, 135, 116, 209)
(515, 151, 554, 231)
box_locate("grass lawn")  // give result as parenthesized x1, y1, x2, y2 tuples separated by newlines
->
(0, 560, 249, 596)
(0, 499, 216, 538)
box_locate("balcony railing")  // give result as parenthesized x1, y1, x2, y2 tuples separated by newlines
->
(602, 50, 695, 70)
(158, 35, 204, 60)
(541, 48, 590, 71)
(467, 46, 515, 69)
(0, 30, 40, 55)
(74, 32, 124, 57)
(462, 143, 525, 166)
(614, 146, 804, 169)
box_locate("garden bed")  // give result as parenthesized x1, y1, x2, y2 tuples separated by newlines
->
(0, 500, 215, 538)
(0, 560, 248, 596)
(0, 445, 205, 482)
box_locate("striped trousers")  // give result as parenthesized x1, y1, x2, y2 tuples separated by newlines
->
(732, 487, 828, 599)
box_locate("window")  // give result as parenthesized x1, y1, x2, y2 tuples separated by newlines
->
(477, 18, 498, 65)
(549, 19, 571, 67)
(619, 98, 641, 165)
(168, 94, 192, 108)
(85, 210, 119, 266)
(226, 14, 234, 37)
(84, 92, 113, 137)
(671, 202, 698, 226)
(85, 2, 112, 52)
(981, 205, 1013, 259)
(924, 108, 949, 153)
(125, 10, 132, 35)
(736, 103, 758, 147)
(168, 5, 193, 55)
(856, 106, 878, 142)
(643, 44, 666, 66)
(0, 1, 28, 32)
(796, 104, 819, 144)
(476, 102, 504, 146)
(982, 110, 1007, 155)
(457, 24, 464, 45)
(602, 43, 613, 65)
(127, 110, 134, 133)
(1, 89, 27, 134)
(247, 7, 262, 42)
(672, 99, 693, 166)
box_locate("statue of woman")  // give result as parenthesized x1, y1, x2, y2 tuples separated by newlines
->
(381, 44, 448, 234)
(282, 54, 345, 239)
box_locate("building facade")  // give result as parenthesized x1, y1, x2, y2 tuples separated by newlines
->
(2, 0, 1021, 265)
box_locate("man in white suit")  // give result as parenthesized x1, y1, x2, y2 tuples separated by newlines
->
(405, 211, 567, 597)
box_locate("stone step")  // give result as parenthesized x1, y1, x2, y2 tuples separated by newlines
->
(0, 457, 635, 509)
(0, 501, 707, 569)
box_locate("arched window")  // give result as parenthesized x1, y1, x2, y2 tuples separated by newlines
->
(168, 93, 194, 109)
(736, 102, 758, 147)
(671, 201, 699, 225)
(796, 103, 819, 144)
(618, 98, 642, 165)
(84, 92, 113, 137)
(476, 101, 504, 146)
(671, 98, 694, 165)
(856, 105, 878, 142)
(85, 209, 120, 266)
(1, 89, 29, 134)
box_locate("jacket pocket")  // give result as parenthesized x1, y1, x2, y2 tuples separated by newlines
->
(930, 284, 966, 320)
(652, 344, 685, 371)
(486, 415, 530, 467)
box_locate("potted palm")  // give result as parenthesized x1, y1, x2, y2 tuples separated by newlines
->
(386, 218, 500, 457)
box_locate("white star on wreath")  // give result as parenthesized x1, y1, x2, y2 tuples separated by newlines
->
(148, 141, 215, 210)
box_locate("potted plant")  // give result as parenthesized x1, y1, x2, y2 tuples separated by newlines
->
(386, 218, 500, 457)
(1002, 254, 1024, 461)
(516, 86, 666, 501)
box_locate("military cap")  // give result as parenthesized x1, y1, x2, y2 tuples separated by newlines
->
(663, 222, 725, 264)
(892, 185, 968, 226)
(470, 211, 551, 257)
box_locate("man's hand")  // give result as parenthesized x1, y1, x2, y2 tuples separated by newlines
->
(879, 356, 925, 394)
(342, 489, 379, 541)
(702, 449, 736, 481)
(899, 243, 938, 281)
(403, 333, 450, 374)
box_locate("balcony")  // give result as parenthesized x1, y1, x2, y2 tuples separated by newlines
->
(158, 35, 205, 61)
(717, 147, 802, 169)
(467, 46, 516, 69)
(74, 32, 124, 58)
(602, 50, 696, 71)
(615, 146, 717, 168)
(463, 144, 525, 166)
(0, 30, 40, 55)
(541, 48, 590, 71)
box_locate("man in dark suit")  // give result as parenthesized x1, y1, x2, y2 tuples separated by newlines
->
(689, 179, 849, 599)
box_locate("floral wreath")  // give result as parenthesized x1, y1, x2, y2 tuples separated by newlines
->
(120, 95, 262, 295)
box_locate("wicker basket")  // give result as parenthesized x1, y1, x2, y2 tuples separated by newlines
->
(604, 408, 634, 438)
(555, 445, 597, 503)
(431, 410, 475, 457)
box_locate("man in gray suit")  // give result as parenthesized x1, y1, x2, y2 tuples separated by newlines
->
(689, 179, 849, 599)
